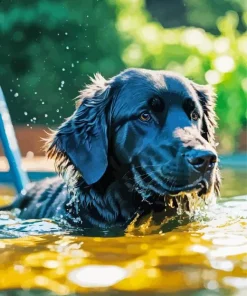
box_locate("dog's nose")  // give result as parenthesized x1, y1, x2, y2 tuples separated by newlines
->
(187, 150, 217, 173)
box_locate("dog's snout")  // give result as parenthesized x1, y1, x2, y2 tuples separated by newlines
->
(187, 150, 217, 173)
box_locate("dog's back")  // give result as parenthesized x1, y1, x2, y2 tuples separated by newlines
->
(5, 177, 67, 220)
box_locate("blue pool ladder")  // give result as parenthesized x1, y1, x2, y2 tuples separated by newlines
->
(0, 87, 30, 192)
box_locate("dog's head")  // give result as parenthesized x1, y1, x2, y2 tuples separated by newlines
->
(46, 68, 220, 208)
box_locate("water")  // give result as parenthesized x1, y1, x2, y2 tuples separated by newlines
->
(0, 169, 246, 296)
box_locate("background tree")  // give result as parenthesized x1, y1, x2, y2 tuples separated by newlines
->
(1, 0, 246, 152)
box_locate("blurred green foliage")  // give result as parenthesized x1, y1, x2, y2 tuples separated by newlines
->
(185, 0, 247, 34)
(146, 0, 247, 34)
(1, 0, 125, 126)
(1, 0, 247, 152)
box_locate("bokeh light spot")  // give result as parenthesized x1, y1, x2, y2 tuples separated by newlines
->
(205, 70, 221, 85)
(214, 55, 235, 73)
(68, 265, 128, 287)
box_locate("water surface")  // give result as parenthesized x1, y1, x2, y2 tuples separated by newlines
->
(0, 169, 246, 296)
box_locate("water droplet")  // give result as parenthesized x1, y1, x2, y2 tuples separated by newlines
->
(24, 112, 28, 116)
(71, 63, 74, 67)
(66, 46, 69, 50)
(65, 32, 68, 35)
(62, 68, 65, 71)
(56, 109, 59, 112)
(14, 93, 19, 97)
(45, 114, 48, 118)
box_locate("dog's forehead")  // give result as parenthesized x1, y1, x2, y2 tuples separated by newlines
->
(113, 69, 197, 114)
(117, 69, 195, 99)
(163, 71, 195, 97)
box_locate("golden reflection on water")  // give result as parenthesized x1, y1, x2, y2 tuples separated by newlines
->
(0, 221, 247, 295)
(0, 169, 246, 295)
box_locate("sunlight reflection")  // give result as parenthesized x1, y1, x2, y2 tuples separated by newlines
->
(223, 276, 247, 289)
(190, 244, 208, 254)
(238, 37, 247, 54)
(212, 235, 247, 246)
(182, 28, 213, 53)
(68, 265, 128, 288)
(141, 25, 160, 43)
(205, 70, 221, 85)
(182, 29, 205, 46)
(122, 44, 144, 66)
(214, 37, 230, 53)
(210, 260, 234, 272)
(214, 55, 235, 73)
(211, 245, 247, 258)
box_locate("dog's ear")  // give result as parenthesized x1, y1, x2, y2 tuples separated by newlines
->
(190, 82, 218, 147)
(46, 74, 113, 185)
(191, 81, 221, 195)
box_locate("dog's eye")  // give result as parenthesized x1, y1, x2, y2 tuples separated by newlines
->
(139, 112, 151, 122)
(191, 110, 200, 121)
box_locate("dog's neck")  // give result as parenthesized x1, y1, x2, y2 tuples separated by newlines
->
(63, 164, 145, 228)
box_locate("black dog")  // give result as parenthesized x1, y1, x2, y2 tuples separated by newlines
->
(3, 68, 220, 229)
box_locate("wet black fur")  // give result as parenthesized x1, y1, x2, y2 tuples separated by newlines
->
(2, 69, 220, 229)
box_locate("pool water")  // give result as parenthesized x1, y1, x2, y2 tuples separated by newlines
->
(0, 169, 247, 296)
